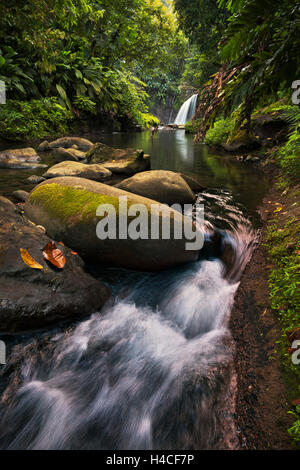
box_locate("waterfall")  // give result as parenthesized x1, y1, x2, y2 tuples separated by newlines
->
(174, 94, 198, 125)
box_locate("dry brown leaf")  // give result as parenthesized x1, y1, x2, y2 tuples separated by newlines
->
(20, 248, 44, 270)
(43, 241, 66, 269)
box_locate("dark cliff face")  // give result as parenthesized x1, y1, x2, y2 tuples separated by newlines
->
(148, 95, 180, 124)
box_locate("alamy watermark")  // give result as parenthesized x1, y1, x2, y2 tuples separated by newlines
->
(0, 340, 6, 365)
(95, 196, 204, 251)
(0, 80, 6, 104)
(292, 340, 300, 365)
(292, 80, 300, 105)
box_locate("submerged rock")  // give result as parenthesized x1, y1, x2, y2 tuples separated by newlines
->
(24, 177, 201, 271)
(0, 196, 110, 333)
(39, 137, 93, 152)
(53, 147, 86, 163)
(116, 170, 196, 205)
(43, 161, 112, 182)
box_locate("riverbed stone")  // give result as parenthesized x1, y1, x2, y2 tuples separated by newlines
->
(47, 137, 93, 152)
(86, 142, 143, 164)
(0, 159, 46, 170)
(115, 170, 196, 205)
(43, 161, 112, 182)
(26, 175, 46, 185)
(0, 196, 110, 333)
(0, 148, 40, 162)
(24, 177, 202, 271)
(53, 147, 86, 163)
(12, 190, 29, 202)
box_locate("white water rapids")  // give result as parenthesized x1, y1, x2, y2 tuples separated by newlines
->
(0, 190, 259, 450)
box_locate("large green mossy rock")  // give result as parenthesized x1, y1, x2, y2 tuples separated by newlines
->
(24, 177, 200, 271)
(116, 170, 196, 205)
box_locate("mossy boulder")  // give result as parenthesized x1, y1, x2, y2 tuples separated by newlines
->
(0, 196, 110, 333)
(222, 130, 260, 152)
(43, 161, 112, 182)
(116, 170, 196, 205)
(24, 177, 202, 271)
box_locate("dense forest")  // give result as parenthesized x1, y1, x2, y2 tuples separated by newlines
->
(0, 0, 299, 451)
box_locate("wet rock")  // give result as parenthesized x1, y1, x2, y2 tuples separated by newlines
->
(222, 131, 260, 153)
(102, 154, 150, 176)
(24, 177, 201, 271)
(26, 175, 46, 185)
(0, 148, 40, 162)
(116, 170, 195, 205)
(47, 137, 93, 152)
(38, 140, 51, 151)
(179, 173, 205, 193)
(0, 148, 44, 170)
(0, 160, 46, 170)
(12, 190, 29, 203)
(43, 161, 112, 182)
(86, 142, 144, 165)
(53, 147, 86, 163)
(0, 196, 110, 333)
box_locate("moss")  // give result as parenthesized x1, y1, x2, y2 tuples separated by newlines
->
(28, 183, 162, 225)
(28, 184, 124, 224)
(264, 203, 300, 447)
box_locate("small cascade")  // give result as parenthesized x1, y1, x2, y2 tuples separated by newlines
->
(174, 94, 198, 125)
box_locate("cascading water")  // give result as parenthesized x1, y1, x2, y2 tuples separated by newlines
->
(174, 94, 198, 125)
(0, 189, 259, 450)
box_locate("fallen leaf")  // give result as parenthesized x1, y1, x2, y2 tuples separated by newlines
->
(273, 207, 283, 213)
(292, 398, 300, 406)
(42, 241, 66, 269)
(20, 248, 44, 270)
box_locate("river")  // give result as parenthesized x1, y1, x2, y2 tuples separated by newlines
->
(0, 129, 270, 449)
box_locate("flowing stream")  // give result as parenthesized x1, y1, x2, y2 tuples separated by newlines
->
(0, 130, 270, 449)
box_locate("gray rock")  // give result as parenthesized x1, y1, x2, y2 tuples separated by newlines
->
(0, 196, 110, 333)
(43, 161, 112, 181)
(116, 170, 196, 205)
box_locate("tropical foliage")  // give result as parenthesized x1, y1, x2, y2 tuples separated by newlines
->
(0, 0, 184, 137)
